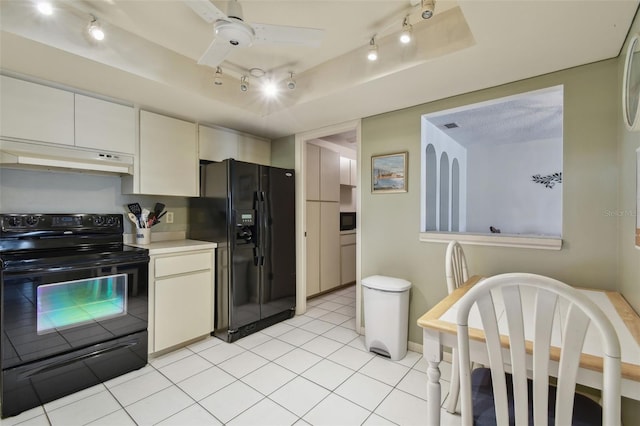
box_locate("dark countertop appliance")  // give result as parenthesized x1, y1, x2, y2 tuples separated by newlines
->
(0, 214, 149, 418)
(340, 212, 356, 231)
(189, 159, 296, 342)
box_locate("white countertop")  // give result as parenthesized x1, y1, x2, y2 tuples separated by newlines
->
(126, 239, 217, 255)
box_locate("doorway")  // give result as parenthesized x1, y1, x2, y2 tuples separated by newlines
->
(295, 120, 362, 332)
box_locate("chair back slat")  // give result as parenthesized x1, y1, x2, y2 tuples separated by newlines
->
(446, 241, 469, 294)
(476, 294, 510, 426)
(532, 289, 558, 426)
(554, 304, 590, 425)
(455, 273, 622, 426)
(501, 286, 529, 426)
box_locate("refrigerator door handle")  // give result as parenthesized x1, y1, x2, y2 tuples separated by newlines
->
(253, 247, 260, 266)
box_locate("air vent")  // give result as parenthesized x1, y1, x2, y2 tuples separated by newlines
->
(443, 122, 459, 129)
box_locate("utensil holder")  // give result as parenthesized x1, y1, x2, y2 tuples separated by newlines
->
(136, 228, 151, 245)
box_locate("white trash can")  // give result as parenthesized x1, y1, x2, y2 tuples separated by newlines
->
(362, 275, 411, 361)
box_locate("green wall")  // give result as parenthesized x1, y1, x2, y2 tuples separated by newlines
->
(618, 9, 640, 425)
(361, 58, 621, 345)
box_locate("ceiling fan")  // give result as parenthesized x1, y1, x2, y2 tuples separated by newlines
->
(185, 0, 325, 68)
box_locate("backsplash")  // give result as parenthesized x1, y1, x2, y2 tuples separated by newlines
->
(0, 168, 189, 235)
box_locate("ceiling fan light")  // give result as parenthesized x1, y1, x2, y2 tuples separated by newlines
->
(421, 0, 435, 20)
(87, 18, 105, 41)
(263, 81, 278, 97)
(367, 37, 378, 61)
(240, 76, 249, 91)
(36, 2, 53, 15)
(214, 67, 223, 86)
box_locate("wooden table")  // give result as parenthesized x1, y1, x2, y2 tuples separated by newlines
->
(417, 276, 640, 425)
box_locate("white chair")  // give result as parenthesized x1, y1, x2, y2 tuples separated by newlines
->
(455, 273, 621, 426)
(445, 240, 469, 413)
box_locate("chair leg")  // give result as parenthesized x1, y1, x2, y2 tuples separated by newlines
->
(447, 349, 460, 414)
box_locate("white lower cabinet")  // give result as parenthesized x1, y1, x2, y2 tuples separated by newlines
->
(149, 248, 214, 353)
(340, 232, 356, 285)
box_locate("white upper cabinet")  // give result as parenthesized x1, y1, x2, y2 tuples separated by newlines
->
(307, 144, 340, 202)
(138, 110, 198, 196)
(0, 75, 74, 146)
(340, 157, 357, 187)
(75, 94, 135, 154)
(237, 133, 270, 165)
(199, 125, 238, 162)
(306, 144, 321, 200)
(320, 147, 340, 202)
(199, 124, 271, 165)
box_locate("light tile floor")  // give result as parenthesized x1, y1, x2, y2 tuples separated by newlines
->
(2, 286, 462, 426)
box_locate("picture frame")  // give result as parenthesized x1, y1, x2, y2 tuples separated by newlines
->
(371, 152, 408, 193)
(636, 148, 639, 248)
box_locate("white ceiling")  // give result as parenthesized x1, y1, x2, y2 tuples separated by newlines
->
(0, 1, 638, 140)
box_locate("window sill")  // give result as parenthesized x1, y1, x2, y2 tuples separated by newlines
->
(419, 232, 562, 250)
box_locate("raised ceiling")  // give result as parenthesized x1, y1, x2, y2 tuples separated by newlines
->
(0, 1, 638, 139)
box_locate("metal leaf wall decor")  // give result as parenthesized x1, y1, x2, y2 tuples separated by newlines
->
(531, 172, 562, 189)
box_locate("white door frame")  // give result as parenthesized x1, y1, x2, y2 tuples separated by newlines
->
(294, 119, 363, 332)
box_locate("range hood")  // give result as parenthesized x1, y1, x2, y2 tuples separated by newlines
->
(0, 139, 134, 175)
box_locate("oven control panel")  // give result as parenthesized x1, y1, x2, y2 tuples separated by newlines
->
(0, 214, 123, 232)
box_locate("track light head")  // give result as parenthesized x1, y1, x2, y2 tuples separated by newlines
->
(214, 67, 223, 86)
(286, 72, 296, 90)
(240, 75, 249, 92)
(87, 16, 105, 41)
(367, 37, 378, 61)
(400, 17, 412, 44)
(421, 0, 435, 19)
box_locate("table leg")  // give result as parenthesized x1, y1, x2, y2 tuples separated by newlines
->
(423, 329, 443, 425)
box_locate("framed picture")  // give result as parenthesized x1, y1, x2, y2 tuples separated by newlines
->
(636, 148, 639, 248)
(371, 152, 408, 193)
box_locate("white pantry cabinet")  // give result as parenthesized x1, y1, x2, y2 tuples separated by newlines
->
(199, 124, 271, 165)
(0, 75, 74, 146)
(149, 247, 215, 353)
(306, 200, 341, 297)
(138, 110, 198, 196)
(306, 144, 340, 202)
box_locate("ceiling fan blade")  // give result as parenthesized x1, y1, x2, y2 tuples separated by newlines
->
(252, 23, 324, 47)
(184, 0, 227, 24)
(197, 37, 233, 67)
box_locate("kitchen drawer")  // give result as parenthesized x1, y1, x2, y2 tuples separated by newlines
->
(340, 233, 356, 245)
(154, 251, 212, 277)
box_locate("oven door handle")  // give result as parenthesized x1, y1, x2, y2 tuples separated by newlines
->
(17, 340, 138, 380)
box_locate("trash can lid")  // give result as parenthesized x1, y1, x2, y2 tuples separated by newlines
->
(362, 275, 411, 292)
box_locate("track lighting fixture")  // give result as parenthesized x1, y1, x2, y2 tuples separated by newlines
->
(421, 0, 435, 20)
(367, 37, 378, 61)
(214, 67, 223, 86)
(36, 2, 53, 15)
(286, 72, 296, 90)
(240, 75, 249, 92)
(400, 17, 412, 44)
(87, 16, 105, 41)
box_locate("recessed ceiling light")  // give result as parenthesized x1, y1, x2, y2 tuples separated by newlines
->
(36, 2, 53, 15)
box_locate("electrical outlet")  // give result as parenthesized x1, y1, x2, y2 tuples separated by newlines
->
(166, 212, 174, 224)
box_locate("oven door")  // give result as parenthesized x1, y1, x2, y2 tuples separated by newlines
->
(0, 257, 148, 418)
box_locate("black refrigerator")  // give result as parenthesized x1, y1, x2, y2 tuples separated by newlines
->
(189, 159, 296, 342)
